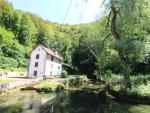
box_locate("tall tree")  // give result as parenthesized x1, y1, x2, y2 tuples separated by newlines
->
(103, 0, 150, 88)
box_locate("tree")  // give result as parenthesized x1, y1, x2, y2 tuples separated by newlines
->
(18, 14, 37, 46)
(103, 0, 150, 88)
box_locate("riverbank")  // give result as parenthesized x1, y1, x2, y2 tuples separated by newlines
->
(104, 74, 150, 104)
(0, 76, 44, 96)
(21, 75, 89, 93)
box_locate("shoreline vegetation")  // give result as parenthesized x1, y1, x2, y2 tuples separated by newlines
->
(19, 74, 150, 105)
(1, 73, 150, 105)
(21, 75, 89, 93)
(103, 74, 150, 104)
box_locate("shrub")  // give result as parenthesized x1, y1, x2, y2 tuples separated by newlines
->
(105, 70, 112, 77)
(56, 83, 65, 92)
(60, 70, 68, 78)
(131, 75, 149, 86)
(69, 75, 88, 86)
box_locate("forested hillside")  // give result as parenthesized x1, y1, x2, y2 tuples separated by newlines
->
(0, 0, 150, 78)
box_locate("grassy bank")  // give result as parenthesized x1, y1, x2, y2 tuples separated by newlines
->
(104, 74, 150, 102)
(28, 75, 89, 93)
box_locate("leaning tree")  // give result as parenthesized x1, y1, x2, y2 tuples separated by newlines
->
(103, 0, 150, 88)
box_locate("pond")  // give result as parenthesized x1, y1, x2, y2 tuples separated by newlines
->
(0, 90, 150, 113)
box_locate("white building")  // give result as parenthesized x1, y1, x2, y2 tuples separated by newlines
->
(28, 44, 63, 78)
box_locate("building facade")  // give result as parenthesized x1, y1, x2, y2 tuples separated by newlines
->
(28, 45, 63, 78)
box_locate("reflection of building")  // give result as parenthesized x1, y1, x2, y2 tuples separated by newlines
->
(28, 44, 63, 78)
(50, 105, 54, 113)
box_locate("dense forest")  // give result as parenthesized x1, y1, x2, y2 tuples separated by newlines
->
(0, 0, 150, 80)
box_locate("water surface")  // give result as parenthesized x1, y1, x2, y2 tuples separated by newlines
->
(0, 90, 150, 113)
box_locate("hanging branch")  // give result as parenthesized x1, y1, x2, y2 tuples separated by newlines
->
(80, 33, 111, 64)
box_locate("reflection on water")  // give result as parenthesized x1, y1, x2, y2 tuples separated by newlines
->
(0, 91, 55, 113)
(43, 91, 150, 113)
(0, 90, 150, 113)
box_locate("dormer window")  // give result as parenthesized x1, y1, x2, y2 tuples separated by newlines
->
(36, 54, 39, 59)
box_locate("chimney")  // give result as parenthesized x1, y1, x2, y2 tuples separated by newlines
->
(54, 51, 58, 55)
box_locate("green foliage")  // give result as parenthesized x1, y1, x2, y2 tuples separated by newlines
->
(109, 74, 150, 97)
(36, 80, 65, 93)
(0, 26, 28, 70)
(0, 57, 18, 69)
(106, 74, 150, 87)
(0, 0, 150, 77)
(37, 81, 58, 92)
(114, 84, 150, 98)
(107, 0, 150, 72)
(17, 14, 37, 46)
(131, 75, 150, 86)
(69, 76, 88, 86)
(60, 70, 68, 78)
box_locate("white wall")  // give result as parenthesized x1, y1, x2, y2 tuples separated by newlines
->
(44, 56, 62, 76)
(28, 46, 47, 77)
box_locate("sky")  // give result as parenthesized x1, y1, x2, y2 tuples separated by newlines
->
(7, 0, 105, 25)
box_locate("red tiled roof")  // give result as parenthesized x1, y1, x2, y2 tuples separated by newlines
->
(39, 45, 63, 61)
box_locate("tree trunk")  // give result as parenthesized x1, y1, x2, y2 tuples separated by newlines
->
(110, 5, 132, 89)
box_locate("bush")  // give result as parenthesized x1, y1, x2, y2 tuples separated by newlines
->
(131, 75, 149, 86)
(60, 70, 68, 78)
(69, 75, 88, 86)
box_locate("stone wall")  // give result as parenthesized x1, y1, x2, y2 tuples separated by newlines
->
(0, 77, 43, 91)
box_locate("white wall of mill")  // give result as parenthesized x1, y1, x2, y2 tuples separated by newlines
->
(45, 56, 62, 76)
(28, 46, 46, 77)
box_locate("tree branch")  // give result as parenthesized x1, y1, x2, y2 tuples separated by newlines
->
(80, 33, 111, 64)
(101, 0, 106, 7)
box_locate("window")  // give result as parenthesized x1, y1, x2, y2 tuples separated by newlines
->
(34, 71, 37, 76)
(51, 56, 53, 61)
(36, 54, 39, 59)
(50, 71, 52, 75)
(35, 62, 38, 67)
